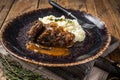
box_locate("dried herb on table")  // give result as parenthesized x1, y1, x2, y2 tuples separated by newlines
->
(0, 55, 50, 80)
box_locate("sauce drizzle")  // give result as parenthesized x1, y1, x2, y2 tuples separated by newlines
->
(26, 42, 70, 56)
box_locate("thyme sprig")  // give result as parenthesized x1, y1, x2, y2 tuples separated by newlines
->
(0, 55, 49, 80)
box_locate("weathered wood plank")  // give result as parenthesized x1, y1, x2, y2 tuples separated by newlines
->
(115, 0, 120, 7)
(78, 0, 87, 12)
(110, 0, 120, 20)
(86, 67, 108, 80)
(55, 0, 69, 9)
(39, 0, 87, 11)
(86, 0, 97, 16)
(38, 0, 52, 9)
(109, 49, 120, 63)
(103, 0, 120, 42)
(3, 0, 38, 24)
(0, 63, 6, 80)
(94, 0, 118, 37)
(0, 0, 14, 28)
(95, 57, 120, 77)
(67, 0, 87, 11)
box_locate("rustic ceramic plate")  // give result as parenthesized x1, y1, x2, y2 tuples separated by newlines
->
(1, 8, 111, 67)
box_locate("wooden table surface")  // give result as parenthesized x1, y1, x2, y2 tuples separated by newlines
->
(0, 0, 120, 63)
(0, 0, 120, 80)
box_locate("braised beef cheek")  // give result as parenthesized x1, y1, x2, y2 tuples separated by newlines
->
(27, 20, 75, 48)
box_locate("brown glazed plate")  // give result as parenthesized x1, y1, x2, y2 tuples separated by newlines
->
(1, 8, 111, 67)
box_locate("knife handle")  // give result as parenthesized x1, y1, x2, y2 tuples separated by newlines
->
(49, 0, 70, 15)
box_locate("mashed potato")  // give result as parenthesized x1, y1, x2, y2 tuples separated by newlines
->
(39, 15, 86, 42)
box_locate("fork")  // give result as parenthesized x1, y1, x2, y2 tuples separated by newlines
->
(48, 0, 97, 29)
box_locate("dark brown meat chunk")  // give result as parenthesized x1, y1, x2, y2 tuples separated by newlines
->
(27, 21, 75, 47)
(27, 21, 45, 41)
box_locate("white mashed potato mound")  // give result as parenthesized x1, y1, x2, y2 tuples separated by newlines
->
(39, 15, 86, 42)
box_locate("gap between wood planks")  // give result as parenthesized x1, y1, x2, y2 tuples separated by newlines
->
(0, 0, 15, 29)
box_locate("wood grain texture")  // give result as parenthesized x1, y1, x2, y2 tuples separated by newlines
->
(109, 0, 120, 22)
(3, 0, 38, 25)
(0, 0, 14, 28)
(95, 0, 120, 44)
(86, 67, 108, 80)
(94, 0, 113, 32)
(0, 0, 120, 76)
(86, 0, 97, 16)
(103, 0, 120, 40)
(0, 63, 6, 80)
(55, 0, 69, 9)
(38, 0, 52, 9)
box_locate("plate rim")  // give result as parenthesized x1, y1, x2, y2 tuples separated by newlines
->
(0, 8, 111, 67)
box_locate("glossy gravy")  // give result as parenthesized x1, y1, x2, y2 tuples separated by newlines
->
(26, 42, 70, 56)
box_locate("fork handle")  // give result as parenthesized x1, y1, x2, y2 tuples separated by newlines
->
(49, 0, 71, 15)
(49, 0, 83, 23)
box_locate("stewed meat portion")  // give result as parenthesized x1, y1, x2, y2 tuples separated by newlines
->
(27, 20, 75, 48)
(27, 21, 45, 41)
